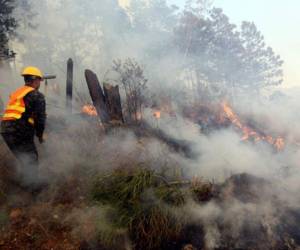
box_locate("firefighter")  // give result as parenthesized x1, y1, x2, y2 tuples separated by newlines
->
(1, 66, 46, 190)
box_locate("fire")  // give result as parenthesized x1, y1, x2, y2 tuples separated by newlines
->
(82, 104, 97, 116)
(135, 112, 142, 121)
(221, 101, 285, 150)
(274, 137, 285, 150)
(153, 110, 161, 119)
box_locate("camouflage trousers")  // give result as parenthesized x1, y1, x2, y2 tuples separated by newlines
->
(1, 132, 38, 187)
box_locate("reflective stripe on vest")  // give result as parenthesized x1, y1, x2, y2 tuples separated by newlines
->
(2, 86, 35, 125)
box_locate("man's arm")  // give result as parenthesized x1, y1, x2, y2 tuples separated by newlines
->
(33, 92, 46, 140)
(23, 91, 47, 142)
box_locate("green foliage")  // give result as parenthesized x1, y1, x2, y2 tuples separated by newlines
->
(175, 3, 283, 98)
(91, 167, 216, 249)
(91, 167, 188, 249)
(129, 0, 178, 34)
(0, 209, 9, 227)
(0, 179, 7, 205)
(240, 21, 283, 88)
(92, 168, 155, 211)
(112, 58, 148, 124)
(155, 185, 186, 206)
(0, 0, 17, 59)
(13, 0, 282, 102)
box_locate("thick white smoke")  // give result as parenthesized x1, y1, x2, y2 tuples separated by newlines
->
(1, 0, 300, 249)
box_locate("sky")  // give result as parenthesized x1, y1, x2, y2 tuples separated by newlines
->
(167, 0, 300, 88)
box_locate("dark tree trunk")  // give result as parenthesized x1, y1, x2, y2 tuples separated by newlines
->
(85, 69, 110, 124)
(66, 58, 73, 112)
(85, 70, 124, 126)
(103, 83, 124, 124)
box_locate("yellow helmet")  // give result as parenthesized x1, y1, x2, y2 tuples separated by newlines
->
(21, 66, 43, 79)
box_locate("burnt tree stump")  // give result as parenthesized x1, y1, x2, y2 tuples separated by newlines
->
(85, 70, 124, 126)
(103, 83, 124, 124)
(85, 70, 110, 124)
(66, 58, 73, 112)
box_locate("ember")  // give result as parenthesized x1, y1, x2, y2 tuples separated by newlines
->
(153, 110, 161, 119)
(82, 104, 97, 116)
(221, 101, 285, 150)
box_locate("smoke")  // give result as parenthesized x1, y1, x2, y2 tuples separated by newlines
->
(1, 0, 300, 249)
(9, 0, 180, 95)
(141, 92, 300, 247)
(65, 206, 132, 249)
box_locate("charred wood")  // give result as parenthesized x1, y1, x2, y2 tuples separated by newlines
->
(132, 121, 196, 159)
(85, 70, 124, 126)
(66, 58, 73, 112)
(85, 69, 110, 124)
(103, 83, 124, 124)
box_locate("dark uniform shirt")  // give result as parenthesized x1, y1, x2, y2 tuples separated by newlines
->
(0, 89, 46, 141)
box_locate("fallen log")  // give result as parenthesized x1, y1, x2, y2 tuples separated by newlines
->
(136, 121, 196, 159)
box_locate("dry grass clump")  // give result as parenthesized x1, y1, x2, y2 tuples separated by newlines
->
(190, 176, 215, 202)
(0, 208, 9, 227)
(92, 167, 216, 249)
(91, 167, 188, 249)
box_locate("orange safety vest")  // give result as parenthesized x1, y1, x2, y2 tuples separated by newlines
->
(2, 86, 35, 125)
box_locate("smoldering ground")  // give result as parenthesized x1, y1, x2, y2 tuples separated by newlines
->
(2, 76, 300, 249)
(139, 93, 300, 249)
(20, 89, 299, 249)
(1, 0, 300, 249)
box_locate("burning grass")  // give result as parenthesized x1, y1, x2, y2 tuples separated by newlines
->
(0, 100, 295, 249)
(183, 101, 286, 151)
(221, 101, 285, 150)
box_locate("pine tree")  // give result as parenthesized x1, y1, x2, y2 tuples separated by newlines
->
(240, 21, 283, 90)
(174, 3, 283, 99)
(0, 0, 17, 59)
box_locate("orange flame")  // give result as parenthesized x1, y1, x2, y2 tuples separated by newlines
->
(82, 104, 97, 116)
(274, 137, 285, 150)
(221, 101, 285, 150)
(153, 110, 161, 119)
